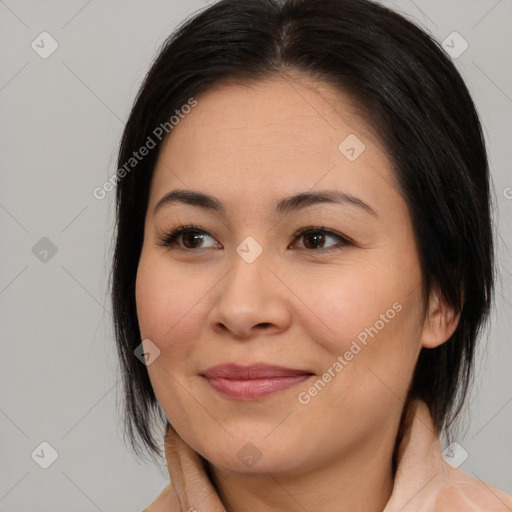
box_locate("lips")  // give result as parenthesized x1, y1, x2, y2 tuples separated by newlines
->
(200, 363, 314, 400)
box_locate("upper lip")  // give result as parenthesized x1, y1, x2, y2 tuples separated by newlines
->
(200, 363, 314, 380)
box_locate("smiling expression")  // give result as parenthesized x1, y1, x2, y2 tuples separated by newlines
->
(135, 74, 432, 475)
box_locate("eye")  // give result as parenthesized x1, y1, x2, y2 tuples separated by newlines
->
(157, 225, 220, 250)
(290, 226, 352, 253)
(157, 225, 352, 253)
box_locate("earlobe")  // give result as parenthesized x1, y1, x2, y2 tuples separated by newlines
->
(420, 289, 460, 349)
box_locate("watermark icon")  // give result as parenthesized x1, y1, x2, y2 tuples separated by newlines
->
(338, 134, 366, 162)
(31, 441, 59, 469)
(236, 236, 263, 263)
(298, 301, 403, 404)
(134, 338, 161, 366)
(504, 187, 512, 200)
(442, 31, 468, 59)
(31, 31, 59, 59)
(237, 442, 263, 468)
(93, 97, 198, 200)
(442, 441, 469, 469)
(32, 237, 58, 263)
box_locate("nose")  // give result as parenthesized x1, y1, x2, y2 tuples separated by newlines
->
(208, 248, 292, 340)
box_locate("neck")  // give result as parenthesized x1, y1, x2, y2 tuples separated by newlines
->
(206, 413, 400, 512)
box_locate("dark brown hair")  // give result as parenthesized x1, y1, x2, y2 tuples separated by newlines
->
(111, 0, 494, 463)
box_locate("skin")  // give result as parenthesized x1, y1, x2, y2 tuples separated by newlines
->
(135, 73, 459, 512)
(145, 400, 512, 512)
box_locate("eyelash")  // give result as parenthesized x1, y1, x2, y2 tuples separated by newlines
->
(156, 224, 353, 254)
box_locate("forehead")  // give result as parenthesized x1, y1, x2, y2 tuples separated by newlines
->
(148, 76, 397, 215)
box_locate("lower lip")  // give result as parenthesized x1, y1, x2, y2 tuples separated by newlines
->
(203, 375, 312, 400)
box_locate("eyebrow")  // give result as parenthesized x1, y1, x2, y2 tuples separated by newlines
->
(153, 188, 377, 217)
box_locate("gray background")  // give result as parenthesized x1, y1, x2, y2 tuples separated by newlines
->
(1, 0, 511, 510)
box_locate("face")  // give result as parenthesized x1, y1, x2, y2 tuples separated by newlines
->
(135, 75, 430, 475)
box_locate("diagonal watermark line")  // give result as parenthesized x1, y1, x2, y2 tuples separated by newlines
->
(283, 76, 337, 131)
(0, 0, 29, 28)
(163, 267, 233, 338)
(266, 473, 311, 511)
(366, 365, 437, 438)
(60, 265, 112, 317)
(60, 204, 89, 233)
(194, 466, 233, 509)
(470, 470, 512, 510)
(0, 265, 28, 296)
(367, 366, 403, 401)
(0, 472, 29, 502)
(406, 0, 439, 28)
(61, 0, 93, 29)
(0, 202, 29, 233)
(61, 61, 124, 123)
(472, 0, 503, 29)
(0, 62, 29, 92)
(158, 363, 234, 438)
(264, 409, 293, 440)
(61, 378, 120, 439)
(280, 71, 387, 151)
(264, 264, 337, 336)
(471, 396, 512, 440)
(472, 61, 512, 105)
(265, 163, 337, 235)
(0, 408, 29, 438)
(395, 473, 437, 512)
(61, 471, 104, 511)
(160, 160, 233, 235)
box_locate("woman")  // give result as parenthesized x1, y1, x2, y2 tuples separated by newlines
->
(110, 0, 512, 510)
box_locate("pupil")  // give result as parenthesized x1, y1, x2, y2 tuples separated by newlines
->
(184, 232, 203, 248)
(305, 232, 324, 249)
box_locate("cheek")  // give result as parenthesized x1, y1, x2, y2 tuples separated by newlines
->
(280, 257, 414, 354)
(135, 253, 207, 367)
(289, 253, 424, 409)
(134, 253, 214, 435)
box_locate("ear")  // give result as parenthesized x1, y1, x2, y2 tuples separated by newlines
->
(420, 288, 460, 349)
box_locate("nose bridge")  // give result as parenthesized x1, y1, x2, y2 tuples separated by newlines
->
(225, 237, 270, 303)
(209, 237, 290, 337)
